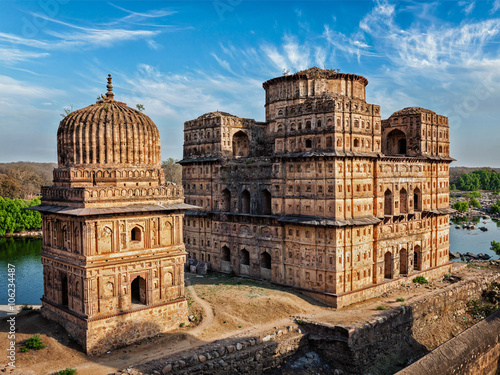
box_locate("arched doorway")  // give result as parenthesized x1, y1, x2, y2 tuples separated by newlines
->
(261, 189, 272, 215)
(384, 189, 393, 216)
(233, 131, 249, 157)
(131, 276, 146, 305)
(400, 188, 408, 214)
(400, 248, 408, 275)
(384, 252, 392, 279)
(260, 252, 272, 280)
(240, 249, 250, 275)
(222, 188, 231, 212)
(222, 246, 231, 261)
(414, 245, 422, 271)
(241, 190, 251, 214)
(413, 187, 421, 211)
(386, 129, 407, 155)
(221, 245, 231, 273)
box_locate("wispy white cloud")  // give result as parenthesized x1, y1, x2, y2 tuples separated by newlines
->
(459, 1, 476, 15)
(108, 3, 177, 18)
(0, 5, 181, 63)
(0, 48, 49, 63)
(491, 0, 500, 14)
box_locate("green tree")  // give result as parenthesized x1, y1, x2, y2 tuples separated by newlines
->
(450, 184, 456, 191)
(162, 158, 182, 185)
(491, 200, 500, 214)
(452, 201, 468, 213)
(469, 198, 480, 208)
(490, 240, 500, 256)
(0, 197, 41, 235)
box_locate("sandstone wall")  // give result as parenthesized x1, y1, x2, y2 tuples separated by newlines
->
(396, 308, 500, 375)
(42, 298, 188, 355)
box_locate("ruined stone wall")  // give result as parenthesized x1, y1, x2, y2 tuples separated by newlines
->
(129, 270, 500, 375)
(305, 270, 500, 374)
(397, 309, 500, 375)
(42, 298, 188, 355)
(144, 324, 306, 374)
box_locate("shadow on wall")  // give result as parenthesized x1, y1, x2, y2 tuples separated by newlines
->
(300, 305, 429, 375)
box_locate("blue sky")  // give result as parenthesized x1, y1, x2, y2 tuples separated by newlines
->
(1, 0, 500, 166)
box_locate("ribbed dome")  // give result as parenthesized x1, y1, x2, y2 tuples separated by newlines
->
(57, 77, 160, 168)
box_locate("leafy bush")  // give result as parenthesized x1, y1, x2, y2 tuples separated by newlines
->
(376, 305, 387, 310)
(491, 200, 500, 214)
(413, 276, 429, 284)
(490, 241, 500, 255)
(396, 298, 405, 302)
(452, 201, 468, 213)
(21, 334, 46, 352)
(57, 369, 77, 375)
(469, 198, 481, 208)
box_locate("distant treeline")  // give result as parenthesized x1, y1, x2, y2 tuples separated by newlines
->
(0, 197, 42, 236)
(0, 160, 182, 198)
(0, 162, 56, 199)
(453, 168, 500, 192)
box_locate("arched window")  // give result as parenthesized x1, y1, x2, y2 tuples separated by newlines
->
(384, 189, 393, 216)
(400, 248, 408, 275)
(400, 188, 408, 214)
(261, 252, 271, 269)
(131, 227, 142, 241)
(306, 120, 311, 130)
(384, 252, 392, 279)
(414, 187, 422, 211)
(354, 138, 359, 147)
(61, 274, 68, 307)
(414, 245, 422, 271)
(241, 190, 251, 214)
(240, 249, 250, 265)
(305, 139, 312, 148)
(222, 246, 231, 262)
(386, 129, 407, 155)
(222, 188, 231, 212)
(326, 137, 333, 148)
(261, 189, 272, 215)
(131, 276, 146, 305)
(232, 131, 249, 157)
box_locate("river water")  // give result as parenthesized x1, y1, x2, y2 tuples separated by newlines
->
(1, 220, 499, 304)
(0, 237, 43, 304)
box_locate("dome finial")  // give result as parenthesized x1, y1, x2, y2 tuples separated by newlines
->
(106, 74, 114, 100)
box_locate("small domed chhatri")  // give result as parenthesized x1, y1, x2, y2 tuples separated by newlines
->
(32, 75, 194, 355)
(55, 74, 162, 188)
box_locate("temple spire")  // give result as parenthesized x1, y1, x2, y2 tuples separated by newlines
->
(106, 74, 114, 100)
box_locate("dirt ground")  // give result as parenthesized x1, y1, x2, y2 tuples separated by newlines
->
(0, 262, 498, 375)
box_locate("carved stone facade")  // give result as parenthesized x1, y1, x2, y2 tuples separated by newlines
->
(181, 67, 453, 307)
(32, 76, 193, 354)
